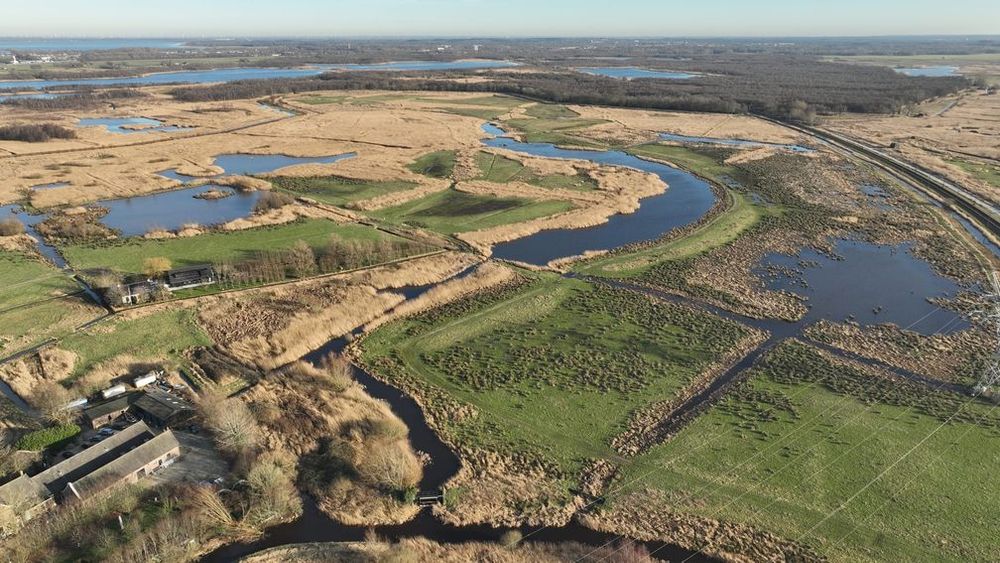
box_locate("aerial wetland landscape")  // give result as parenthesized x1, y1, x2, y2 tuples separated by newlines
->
(0, 10, 999, 563)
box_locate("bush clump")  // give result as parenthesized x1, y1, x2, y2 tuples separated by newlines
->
(0, 123, 77, 142)
(15, 423, 81, 451)
(0, 217, 25, 236)
(252, 191, 295, 214)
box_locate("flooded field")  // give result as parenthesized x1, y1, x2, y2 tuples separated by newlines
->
(757, 239, 970, 335)
(77, 116, 188, 134)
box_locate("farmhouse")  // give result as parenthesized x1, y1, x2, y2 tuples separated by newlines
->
(121, 278, 161, 305)
(165, 264, 215, 290)
(0, 422, 180, 523)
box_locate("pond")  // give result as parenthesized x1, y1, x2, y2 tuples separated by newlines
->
(756, 239, 970, 336)
(483, 125, 717, 265)
(894, 66, 960, 77)
(576, 67, 697, 80)
(96, 185, 263, 237)
(0, 204, 65, 267)
(659, 132, 815, 153)
(159, 152, 357, 182)
(77, 117, 188, 135)
(0, 60, 519, 92)
(30, 182, 69, 191)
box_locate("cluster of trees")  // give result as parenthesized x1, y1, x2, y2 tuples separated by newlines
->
(213, 235, 434, 288)
(0, 123, 76, 142)
(169, 54, 966, 119)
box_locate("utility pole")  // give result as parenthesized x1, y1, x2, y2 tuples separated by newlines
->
(973, 270, 1000, 395)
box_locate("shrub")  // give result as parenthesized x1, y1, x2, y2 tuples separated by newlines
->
(0, 217, 24, 236)
(0, 123, 77, 142)
(142, 256, 172, 277)
(15, 423, 81, 451)
(252, 191, 294, 214)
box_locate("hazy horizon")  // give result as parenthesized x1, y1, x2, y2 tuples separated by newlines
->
(4, 0, 999, 38)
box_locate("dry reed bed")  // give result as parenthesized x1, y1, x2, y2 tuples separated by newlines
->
(241, 536, 646, 563)
(197, 252, 481, 369)
(244, 361, 421, 525)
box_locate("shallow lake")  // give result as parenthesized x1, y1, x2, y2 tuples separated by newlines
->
(577, 66, 697, 79)
(894, 66, 960, 77)
(0, 60, 519, 92)
(78, 117, 187, 135)
(160, 152, 357, 182)
(482, 125, 717, 265)
(757, 239, 969, 336)
(97, 185, 262, 237)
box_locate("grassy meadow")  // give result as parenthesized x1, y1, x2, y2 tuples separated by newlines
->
(371, 189, 574, 235)
(272, 175, 419, 206)
(61, 219, 396, 273)
(607, 341, 1000, 562)
(0, 249, 103, 355)
(359, 275, 752, 474)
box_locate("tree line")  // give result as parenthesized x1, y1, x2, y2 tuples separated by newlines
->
(169, 54, 967, 119)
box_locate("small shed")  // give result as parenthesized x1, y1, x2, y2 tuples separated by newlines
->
(83, 393, 137, 429)
(165, 265, 215, 290)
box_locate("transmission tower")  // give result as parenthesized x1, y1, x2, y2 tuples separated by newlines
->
(973, 270, 1000, 395)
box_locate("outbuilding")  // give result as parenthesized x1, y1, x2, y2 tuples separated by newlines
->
(165, 265, 215, 290)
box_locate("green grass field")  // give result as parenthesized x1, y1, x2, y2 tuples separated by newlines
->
(502, 115, 608, 148)
(421, 95, 526, 120)
(61, 219, 394, 273)
(475, 151, 597, 190)
(628, 143, 743, 180)
(408, 150, 458, 179)
(947, 158, 1000, 189)
(609, 341, 1000, 562)
(523, 103, 580, 119)
(60, 308, 212, 380)
(297, 95, 349, 105)
(371, 188, 574, 234)
(0, 250, 102, 355)
(578, 192, 777, 277)
(272, 175, 419, 206)
(360, 275, 751, 473)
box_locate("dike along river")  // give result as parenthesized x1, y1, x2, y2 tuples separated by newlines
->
(203, 125, 974, 561)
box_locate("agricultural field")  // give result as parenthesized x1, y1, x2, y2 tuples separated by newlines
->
(599, 341, 1000, 562)
(272, 175, 419, 206)
(359, 274, 754, 476)
(61, 219, 396, 274)
(370, 189, 574, 235)
(0, 248, 104, 355)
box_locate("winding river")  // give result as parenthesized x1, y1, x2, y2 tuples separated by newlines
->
(200, 125, 976, 561)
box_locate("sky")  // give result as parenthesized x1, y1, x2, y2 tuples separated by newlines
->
(2, 0, 999, 38)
